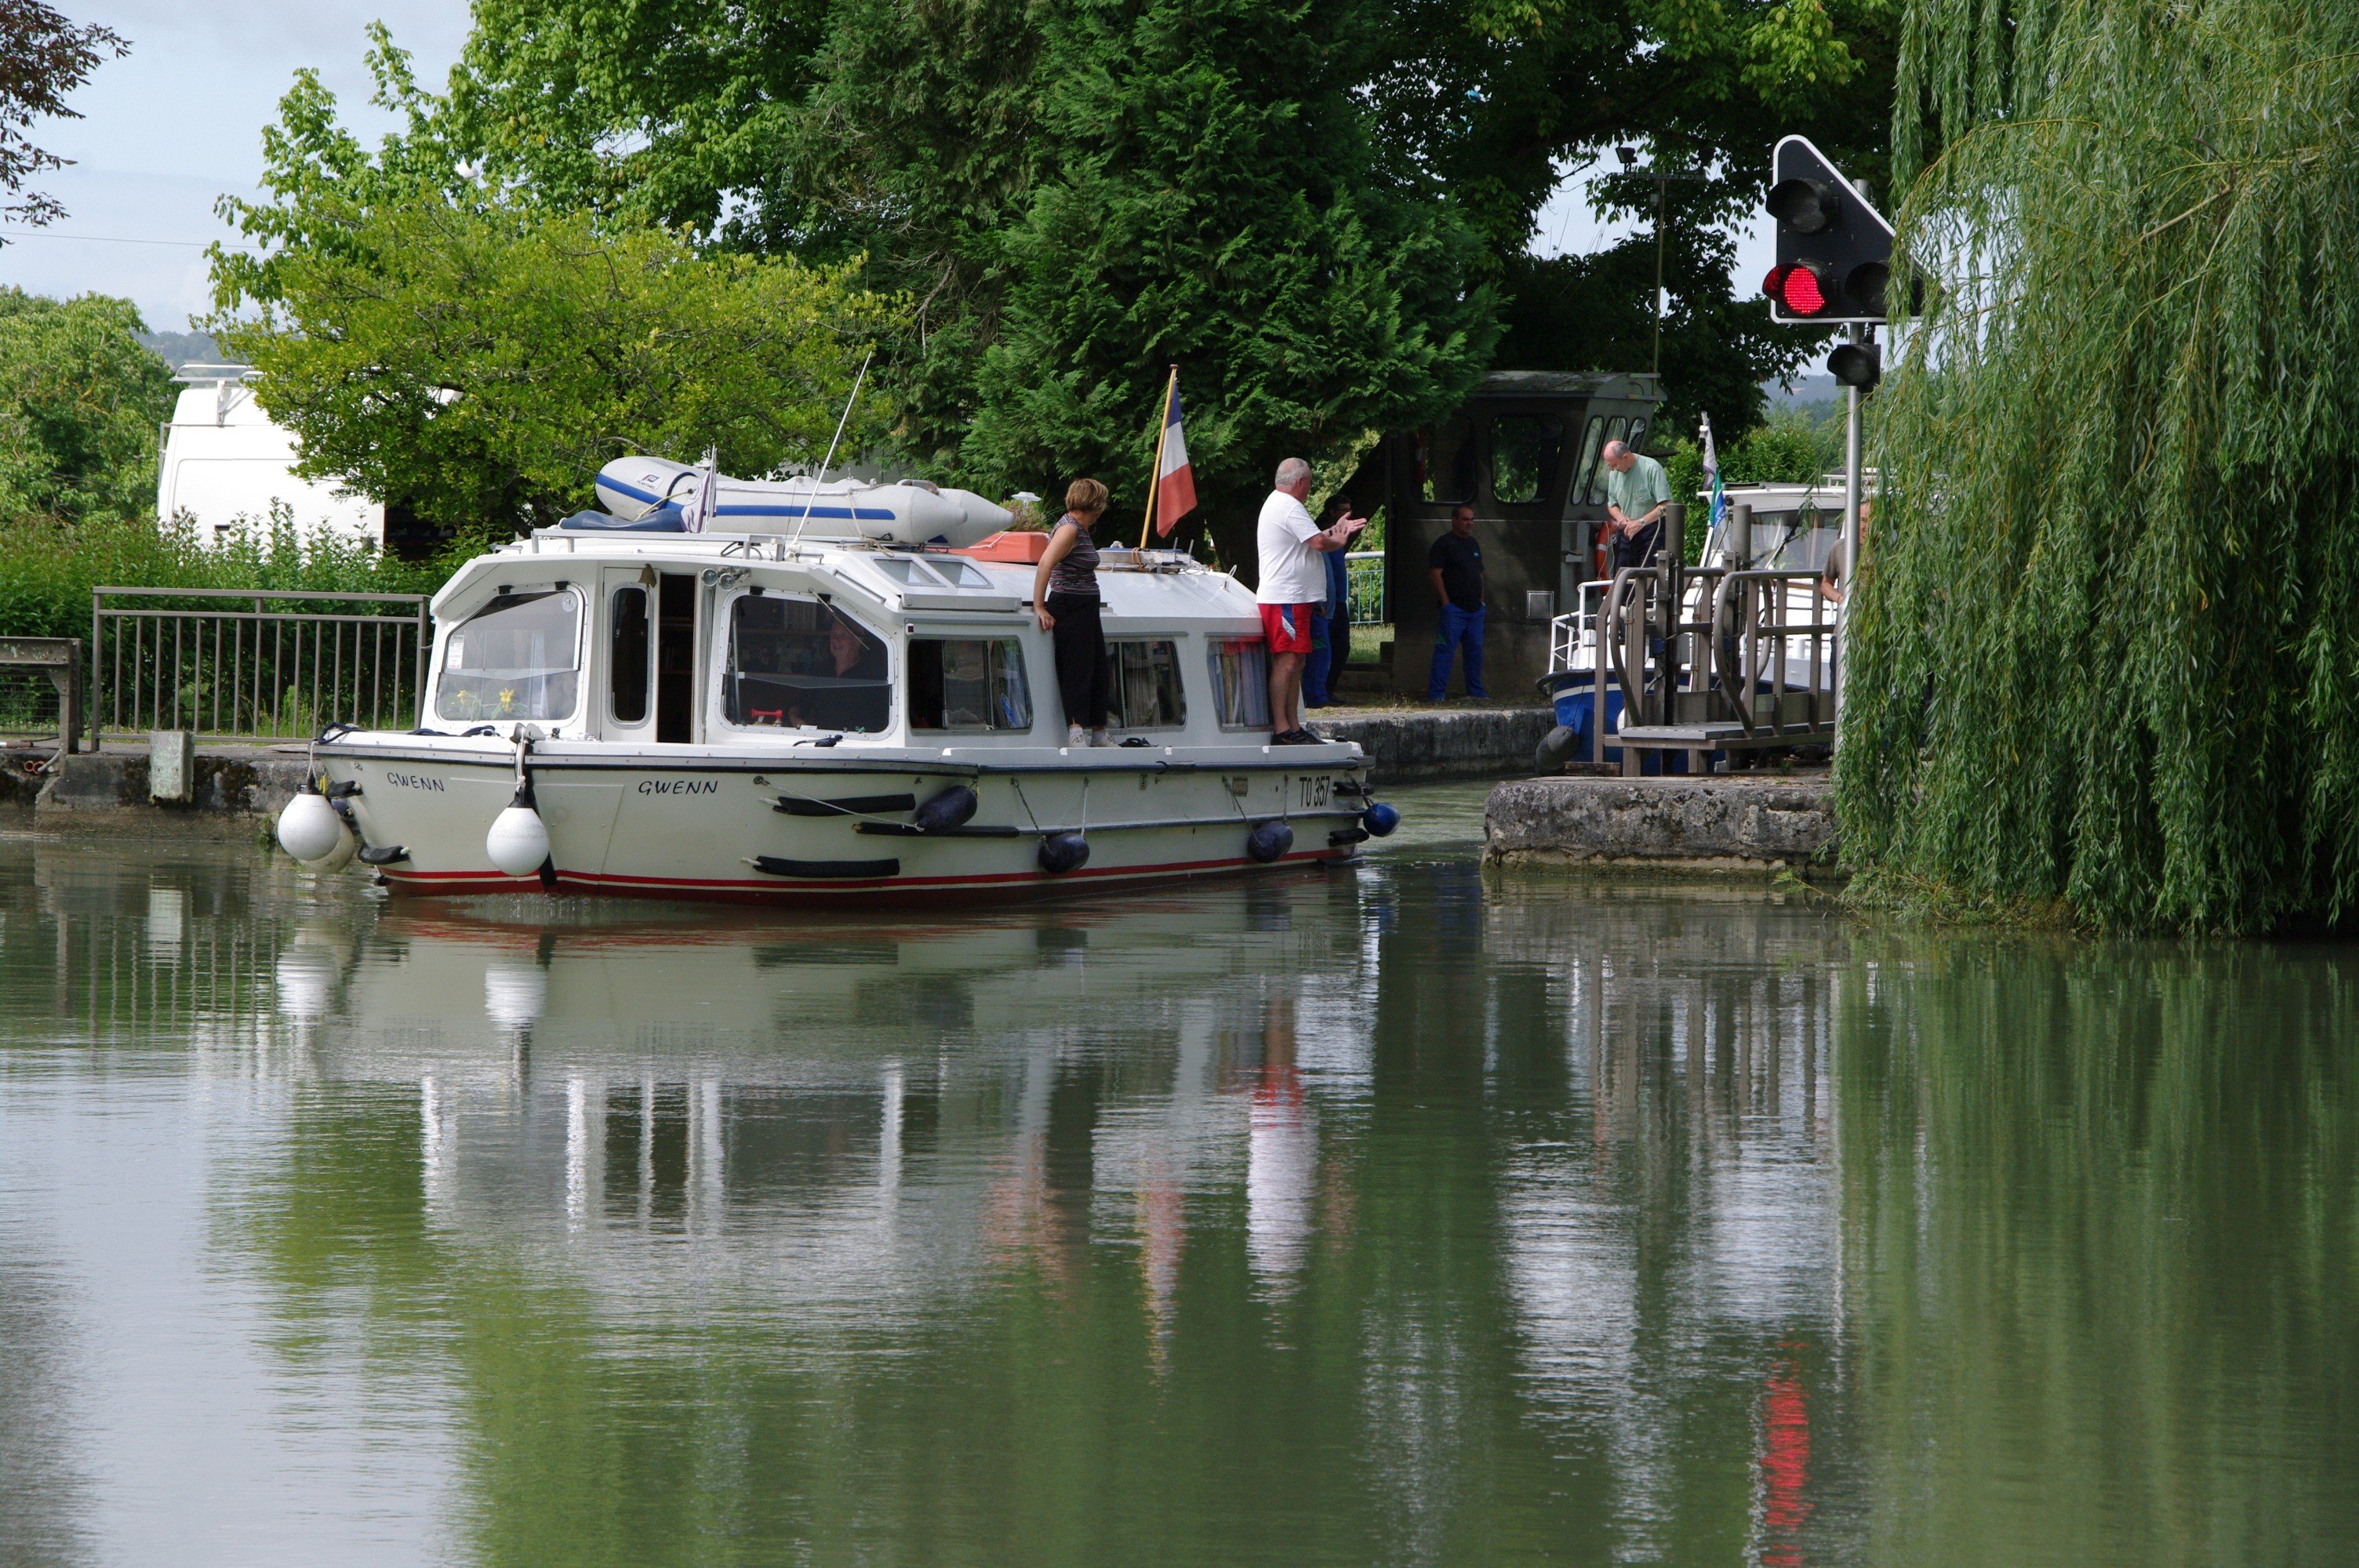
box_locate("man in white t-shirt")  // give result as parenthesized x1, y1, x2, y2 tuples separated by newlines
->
(1256, 457, 1364, 742)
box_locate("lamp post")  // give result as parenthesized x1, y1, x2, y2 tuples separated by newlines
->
(1613, 146, 1711, 377)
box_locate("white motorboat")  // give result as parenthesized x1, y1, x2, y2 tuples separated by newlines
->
(278, 501, 1395, 903)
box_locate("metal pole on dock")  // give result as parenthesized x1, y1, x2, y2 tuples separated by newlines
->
(1837, 325, 1865, 745)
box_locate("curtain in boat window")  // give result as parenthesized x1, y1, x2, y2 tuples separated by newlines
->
(910, 638, 1032, 731)
(1106, 641, 1187, 730)
(1207, 637, 1271, 728)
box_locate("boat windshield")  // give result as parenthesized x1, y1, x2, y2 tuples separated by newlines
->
(435, 588, 581, 723)
(723, 593, 892, 732)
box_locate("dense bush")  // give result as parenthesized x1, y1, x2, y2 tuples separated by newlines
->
(0, 511, 460, 644)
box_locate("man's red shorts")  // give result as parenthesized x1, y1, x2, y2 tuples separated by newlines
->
(1259, 602, 1316, 655)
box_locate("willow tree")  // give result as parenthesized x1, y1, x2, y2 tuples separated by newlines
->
(1837, 0, 2359, 932)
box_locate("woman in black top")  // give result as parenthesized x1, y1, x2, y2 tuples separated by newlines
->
(1031, 477, 1113, 746)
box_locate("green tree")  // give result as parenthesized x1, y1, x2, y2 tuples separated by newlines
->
(0, 288, 176, 523)
(212, 155, 896, 535)
(953, 0, 1497, 562)
(1840, 0, 2359, 932)
(426, 0, 1894, 491)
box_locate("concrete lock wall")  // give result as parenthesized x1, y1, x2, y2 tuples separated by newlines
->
(1484, 774, 1837, 873)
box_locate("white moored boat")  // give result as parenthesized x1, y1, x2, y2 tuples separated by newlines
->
(276, 487, 1397, 902)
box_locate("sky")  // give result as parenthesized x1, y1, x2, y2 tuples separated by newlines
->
(0, 1, 473, 331)
(5, 0, 1801, 383)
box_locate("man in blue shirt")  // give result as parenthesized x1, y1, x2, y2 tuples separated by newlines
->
(1426, 505, 1487, 701)
(1304, 503, 1354, 707)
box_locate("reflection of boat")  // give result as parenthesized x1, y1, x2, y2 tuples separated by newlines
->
(284, 488, 1397, 902)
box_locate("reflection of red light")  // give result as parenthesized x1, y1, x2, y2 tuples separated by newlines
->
(1758, 1352, 1812, 1566)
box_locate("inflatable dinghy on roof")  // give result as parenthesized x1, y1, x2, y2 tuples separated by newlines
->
(593, 456, 1011, 548)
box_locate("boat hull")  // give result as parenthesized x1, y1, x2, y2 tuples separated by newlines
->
(318, 740, 1371, 905)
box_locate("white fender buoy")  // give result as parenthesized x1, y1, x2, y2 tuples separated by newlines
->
(314, 818, 358, 873)
(485, 801, 551, 877)
(277, 785, 343, 863)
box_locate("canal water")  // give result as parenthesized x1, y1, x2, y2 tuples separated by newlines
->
(2, 782, 2354, 1566)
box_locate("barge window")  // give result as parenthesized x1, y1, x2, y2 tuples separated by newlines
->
(1569, 417, 1607, 509)
(1207, 637, 1271, 729)
(1584, 416, 1632, 505)
(1492, 416, 1561, 505)
(436, 587, 580, 723)
(1416, 419, 1478, 505)
(609, 585, 650, 724)
(723, 594, 891, 733)
(1107, 640, 1187, 730)
(910, 637, 1032, 731)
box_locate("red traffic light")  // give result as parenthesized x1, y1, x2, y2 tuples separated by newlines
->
(1764, 261, 1834, 317)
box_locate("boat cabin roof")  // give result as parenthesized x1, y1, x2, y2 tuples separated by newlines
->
(434, 530, 1258, 633)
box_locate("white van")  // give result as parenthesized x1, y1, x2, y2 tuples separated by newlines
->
(156, 366, 383, 547)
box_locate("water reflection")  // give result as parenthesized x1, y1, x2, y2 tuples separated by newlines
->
(1, 823, 2356, 1566)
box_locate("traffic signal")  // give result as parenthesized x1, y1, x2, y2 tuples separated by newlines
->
(1762, 136, 1892, 325)
(1826, 342, 1881, 390)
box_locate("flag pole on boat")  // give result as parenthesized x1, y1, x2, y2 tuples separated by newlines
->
(1137, 365, 1176, 549)
(788, 346, 874, 552)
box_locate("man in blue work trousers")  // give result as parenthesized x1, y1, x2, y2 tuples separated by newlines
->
(1426, 503, 1486, 701)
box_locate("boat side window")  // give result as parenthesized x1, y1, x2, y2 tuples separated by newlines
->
(909, 637, 1032, 731)
(722, 593, 892, 732)
(609, 585, 651, 724)
(1106, 640, 1187, 730)
(436, 587, 581, 724)
(1206, 637, 1272, 729)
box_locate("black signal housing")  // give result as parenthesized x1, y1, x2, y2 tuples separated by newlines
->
(1763, 136, 1893, 325)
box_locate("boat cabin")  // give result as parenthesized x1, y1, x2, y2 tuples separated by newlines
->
(421, 532, 1281, 749)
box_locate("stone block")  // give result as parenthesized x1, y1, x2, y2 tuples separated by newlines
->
(1484, 772, 1837, 873)
(150, 730, 195, 803)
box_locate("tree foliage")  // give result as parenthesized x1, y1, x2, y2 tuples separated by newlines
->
(0, 0, 125, 227)
(211, 186, 894, 536)
(1840, 0, 2359, 932)
(215, 0, 1898, 550)
(0, 288, 174, 524)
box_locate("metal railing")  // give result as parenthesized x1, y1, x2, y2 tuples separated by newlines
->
(1344, 551, 1386, 623)
(89, 587, 431, 747)
(1709, 570, 1839, 742)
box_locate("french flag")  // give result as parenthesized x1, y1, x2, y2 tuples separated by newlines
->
(1154, 379, 1197, 537)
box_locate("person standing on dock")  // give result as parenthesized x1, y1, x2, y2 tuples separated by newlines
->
(1600, 441, 1671, 575)
(1303, 499, 1355, 709)
(1033, 477, 1114, 746)
(1426, 504, 1487, 701)
(1257, 459, 1363, 743)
